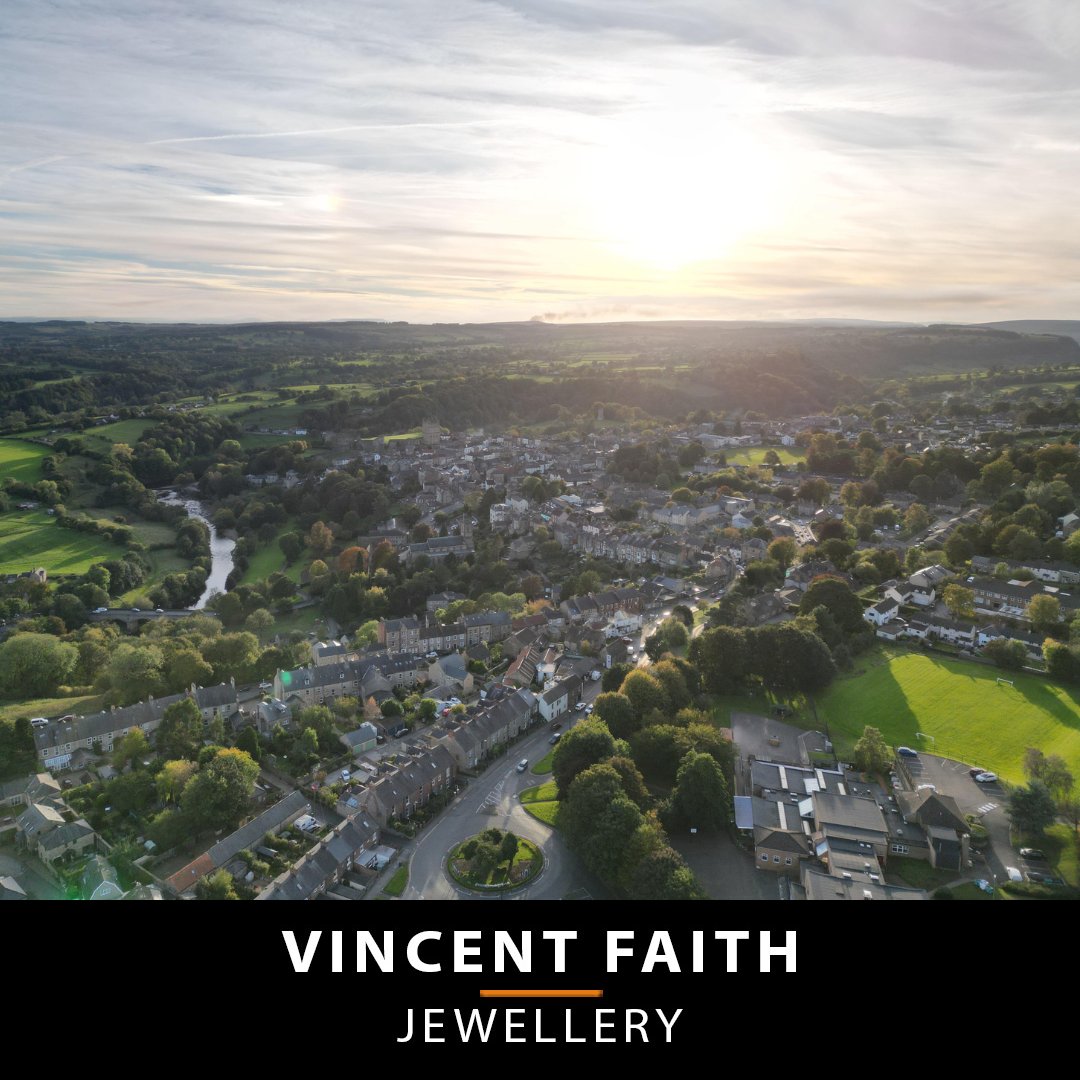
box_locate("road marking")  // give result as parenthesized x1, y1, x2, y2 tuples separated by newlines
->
(977, 802, 997, 814)
(476, 778, 506, 813)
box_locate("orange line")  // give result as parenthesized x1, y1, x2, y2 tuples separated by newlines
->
(480, 990, 603, 999)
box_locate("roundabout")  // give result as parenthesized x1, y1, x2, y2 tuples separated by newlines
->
(445, 828, 543, 893)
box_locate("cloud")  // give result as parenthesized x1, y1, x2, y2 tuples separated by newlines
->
(0, 0, 1078, 322)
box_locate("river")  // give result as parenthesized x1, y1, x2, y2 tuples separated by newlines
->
(158, 491, 236, 610)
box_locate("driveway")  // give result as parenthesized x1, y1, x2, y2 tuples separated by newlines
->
(670, 831, 783, 900)
(900, 753, 1013, 883)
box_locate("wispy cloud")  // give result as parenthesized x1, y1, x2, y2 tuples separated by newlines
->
(1, 0, 1078, 322)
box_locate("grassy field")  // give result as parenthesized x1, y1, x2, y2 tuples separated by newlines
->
(0, 438, 50, 483)
(814, 652, 1080, 783)
(0, 510, 123, 575)
(530, 750, 555, 775)
(382, 864, 408, 897)
(0, 692, 105, 725)
(80, 418, 157, 452)
(519, 780, 560, 826)
(723, 445, 806, 467)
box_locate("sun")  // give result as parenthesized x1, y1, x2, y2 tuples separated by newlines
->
(586, 115, 779, 271)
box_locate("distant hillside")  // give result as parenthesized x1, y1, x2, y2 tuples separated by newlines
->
(977, 320, 1080, 345)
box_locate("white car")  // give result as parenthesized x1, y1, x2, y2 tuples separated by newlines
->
(1005, 866, 1023, 882)
(974, 772, 998, 784)
(341, 770, 351, 783)
(516, 759, 529, 773)
(93, 607, 109, 614)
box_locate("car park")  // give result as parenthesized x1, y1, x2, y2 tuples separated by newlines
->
(897, 746, 918, 757)
(1020, 848, 1046, 861)
(974, 772, 998, 783)
(516, 759, 529, 773)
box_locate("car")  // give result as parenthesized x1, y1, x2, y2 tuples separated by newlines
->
(575, 702, 587, 711)
(968, 767, 988, 778)
(1005, 866, 1023, 882)
(56, 714, 76, 723)
(550, 722, 562, 731)
(442, 707, 452, 716)
(549, 733, 561, 745)
(93, 606, 109, 614)
(29, 717, 48, 727)
(974, 772, 998, 784)
(585, 704, 594, 714)
(341, 770, 351, 782)
(1020, 848, 1047, 861)
(916, 784, 936, 793)
(155, 607, 164, 613)
(448, 697, 461, 706)
(897, 746, 919, 757)
(390, 723, 408, 738)
(375, 734, 385, 744)
(516, 759, 529, 773)
(1025, 870, 1052, 884)
(975, 879, 995, 895)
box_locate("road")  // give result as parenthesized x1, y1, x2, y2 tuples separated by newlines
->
(402, 709, 603, 900)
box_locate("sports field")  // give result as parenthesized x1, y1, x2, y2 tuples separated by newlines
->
(0, 510, 122, 575)
(816, 652, 1080, 783)
(723, 445, 805, 467)
(0, 438, 50, 483)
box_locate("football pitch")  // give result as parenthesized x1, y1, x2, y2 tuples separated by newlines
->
(816, 652, 1080, 784)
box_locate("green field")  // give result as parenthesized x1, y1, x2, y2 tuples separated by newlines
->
(723, 445, 806, 467)
(814, 652, 1080, 783)
(0, 692, 105, 725)
(519, 779, 560, 826)
(80, 418, 157, 451)
(0, 438, 50, 484)
(0, 510, 123, 575)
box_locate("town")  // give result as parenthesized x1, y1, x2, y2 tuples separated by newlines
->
(1, 320, 1080, 903)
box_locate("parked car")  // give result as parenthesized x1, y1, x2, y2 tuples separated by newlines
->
(29, 717, 48, 727)
(575, 702, 587, 711)
(974, 772, 998, 783)
(975, 879, 995, 895)
(916, 784, 937, 793)
(341, 770, 351, 783)
(1020, 848, 1047, 861)
(897, 746, 918, 757)
(549, 733, 561, 745)
(550, 722, 562, 731)
(1025, 870, 1051, 884)
(968, 767, 987, 778)
(516, 759, 529, 773)
(1005, 866, 1023, 882)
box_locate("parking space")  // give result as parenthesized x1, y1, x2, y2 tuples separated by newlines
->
(895, 751, 1013, 881)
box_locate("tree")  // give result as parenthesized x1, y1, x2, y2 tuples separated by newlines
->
(852, 726, 891, 775)
(942, 584, 976, 620)
(551, 719, 617, 796)
(668, 751, 730, 831)
(236, 725, 261, 761)
(767, 537, 797, 571)
(798, 578, 864, 634)
(307, 520, 334, 556)
(498, 830, 518, 865)
(601, 663, 633, 693)
(561, 765, 645, 883)
(156, 697, 203, 761)
(0, 633, 78, 697)
(626, 845, 703, 900)
(156, 758, 197, 804)
(106, 642, 165, 703)
(620, 669, 669, 717)
(297, 727, 320, 763)
(1007, 781, 1057, 837)
(113, 727, 150, 770)
(749, 624, 837, 694)
(904, 503, 930, 535)
(1026, 594, 1061, 634)
(591, 692, 639, 740)
(244, 608, 275, 633)
(981, 637, 1027, 669)
(181, 748, 259, 833)
(196, 869, 239, 900)
(1023, 748, 1074, 803)
(689, 626, 748, 694)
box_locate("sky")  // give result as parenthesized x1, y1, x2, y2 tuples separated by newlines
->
(1, 0, 1079, 324)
